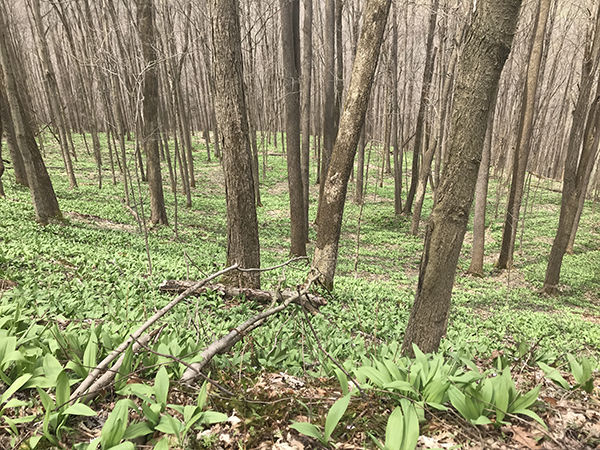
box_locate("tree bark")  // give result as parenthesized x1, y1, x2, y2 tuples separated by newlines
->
(497, 0, 552, 269)
(0, 13, 61, 224)
(468, 91, 498, 276)
(300, 0, 313, 241)
(311, 0, 392, 289)
(0, 87, 27, 186)
(318, 0, 336, 211)
(543, 10, 600, 293)
(401, 0, 521, 355)
(281, 0, 307, 256)
(402, 0, 439, 215)
(138, 0, 168, 226)
(212, 0, 261, 288)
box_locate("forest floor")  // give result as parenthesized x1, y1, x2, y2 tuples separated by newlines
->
(0, 134, 599, 449)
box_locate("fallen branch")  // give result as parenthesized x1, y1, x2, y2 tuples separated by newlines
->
(180, 275, 321, 383)
(73, 328, 161, 403)
(71, 264, 239, 400)
(158, 281, 327, 307)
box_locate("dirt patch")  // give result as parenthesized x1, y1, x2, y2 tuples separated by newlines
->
(66, 211, 136, 233)
(0, 279, 17, 291)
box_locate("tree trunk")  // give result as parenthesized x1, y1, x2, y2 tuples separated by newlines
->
(0, 15, 61, 224)
(318, 0, 336, 211)
(300, 0, 313, 241)
(212, 0, 261, 288)
(401, 0, 521, 355)
(402, 0, 439, 215)
(311, 0, 392, 289)
(543, 11, 600, 293)
(281, 0, 307, 256)
(0, 88, 27, 186)
(497, 0, 552, 269)
(468, 91, 498, 276)
(138, 0, 168, 225)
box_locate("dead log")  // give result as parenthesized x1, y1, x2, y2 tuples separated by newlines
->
(158, 280, 327, 307)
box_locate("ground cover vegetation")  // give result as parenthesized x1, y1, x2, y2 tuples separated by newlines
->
(0, 133, 599, 448)
(1, 0, 600, 448)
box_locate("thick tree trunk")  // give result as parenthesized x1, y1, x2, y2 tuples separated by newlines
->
(0, 16, 61, 224)
(138, 0, 168, 226)
(212, 0, 261, 288)
(497, 0, 552, 269)
(311, 0, 392, 289)
(401, 0, 521, 355)
(281, 0, 307, 256)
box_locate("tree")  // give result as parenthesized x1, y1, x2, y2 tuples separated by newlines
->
(30, 0, 78, 190)
(319, 0, 336, 206)
(0, 8, 61, 224)
(0, 108, 4, 197)
(311, 0, 392, 289)
(212, 0, 260, 288)
(281, 0, 307, 255)
(0, 88, 27, 187)
(402, 0, 439, 215)
(300, 0, 312, 240)
(497, 0, 552, 269)
(543, 6, 600, 294)
(468, 89, 498, 276)
(138, 0, 168, 225)
(401, 0, 522, 355)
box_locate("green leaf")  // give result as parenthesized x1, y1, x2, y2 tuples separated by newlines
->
(1, 373, 32, 404)
(538, 362, 570, 390)
(42, 354, 63, 384)
(356, 366, 386, 387)
(334, 368, 349, 396)
(511, 385, 540, 412)
(384, 407, 404, 450)
(512, 408, 547, 429)
(123, 422, 154, 440)
(290, 422, 323, 441)
(155, 414, 182, 436)
(197, 380, 208, 410)
(63, 403, 97, 417)
(83, 330, 98, 373)
(471, 416, 493, 425)
(400, 399, 419, 450)
(55, 371, 70, 410)
(101, 399, 130, 449)
(199, 411, 228, 425)
(107, 443, 135, 450)
(383, 380, 417, 394)
(28, 435, 43, 449)
(153, 437, 169, 450)
(154, 367, 169, 406)
(324, 393, 351, 441)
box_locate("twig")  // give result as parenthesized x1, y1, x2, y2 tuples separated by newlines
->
(72, 264, 239, 400)
(129, 334, 235, 397)
(180, 275, 320, 383)
(236, 256, 308, 272)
